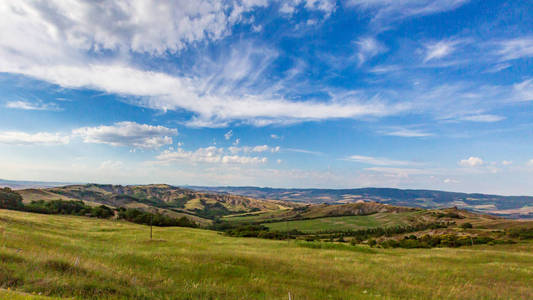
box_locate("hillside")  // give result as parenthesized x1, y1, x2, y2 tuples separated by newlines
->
(194, 186, 533, 219)
(17, 184, 294, 226)
(1, 209, 532, 299)
(221, 200, 532, 244)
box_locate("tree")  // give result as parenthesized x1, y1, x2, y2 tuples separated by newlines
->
(0, 187, 23, 210)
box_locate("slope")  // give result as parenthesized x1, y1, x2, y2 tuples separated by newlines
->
(1, 209, 532, 299)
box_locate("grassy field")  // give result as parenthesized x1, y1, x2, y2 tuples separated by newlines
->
(1, 209, 532, 299)
(264, 212, 423, 233)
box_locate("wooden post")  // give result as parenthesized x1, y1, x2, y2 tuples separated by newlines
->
(150, 213, 153, 240)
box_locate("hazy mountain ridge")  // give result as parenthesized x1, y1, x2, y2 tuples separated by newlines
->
(190, 186, 533, 219)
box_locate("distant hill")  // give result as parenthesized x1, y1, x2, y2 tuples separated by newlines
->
(190, 186, 533, 219)
(0, 178, 72, 189)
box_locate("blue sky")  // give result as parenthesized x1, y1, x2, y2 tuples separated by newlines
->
(0, 0, 532, 195)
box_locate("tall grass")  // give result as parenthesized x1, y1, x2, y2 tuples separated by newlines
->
(1, 209, 532, 299)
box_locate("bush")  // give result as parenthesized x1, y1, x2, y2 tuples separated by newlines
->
(377, 234, 510, 249)
(116, 208, 196, 228)
(460, 223, 473, 229)
(25, 200, 114, 219)
(507, 228, 533, 240)
(0, 188, 23, 210)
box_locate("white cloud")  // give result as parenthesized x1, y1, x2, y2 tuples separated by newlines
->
(364, 167, 431, 178)
(494, 37, 533, 61)
(348, 0, 470, 26)
(383, 128, 433, 137)
(345, 155, 412, 166)
(513, 79, 533, 102)
(459, 156, 484, 167)
(443, 178, 459, 184)
(0, 1, 403, 128)
(423, 39, 464, 62)
(73, 122, 177, 149)
(279, 0, 337, 18)
(459, 114, 505, 122)
(527, 159, 533, 167)
(355, 37, 387, 65)
(270, 134, 280, 139)
(157, 146, 268, 165)
(228, 145, 279, 154)
(5, 100, 59, 111)
(285, 148, 324, 156)
(501, 160, 512, 166)
(0, 131, 69, 145)
(0, 1, 266, 56)
(224, 130, 233, 140)
(98, 160, 124, 170)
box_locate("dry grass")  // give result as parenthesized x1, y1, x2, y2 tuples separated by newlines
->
(1, 209, 532, 299)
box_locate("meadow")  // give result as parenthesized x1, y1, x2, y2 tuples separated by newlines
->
(264, 211, 423, 233)
(1, 209, 532, 299)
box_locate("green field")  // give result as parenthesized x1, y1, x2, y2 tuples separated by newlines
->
(264, 212, 423, 233)
(1, 209, 533, 299)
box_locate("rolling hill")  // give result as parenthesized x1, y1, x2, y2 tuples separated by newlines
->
(16, 184, 295, 226)
(193, 186, 533, 219)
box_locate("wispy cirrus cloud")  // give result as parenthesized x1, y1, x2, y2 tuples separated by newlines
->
(0, 131, 69, 145)
(459, 114, 505, 122)
(494, 37, 533, 61)
(356, 37, 387, 65)
(5, 100, 60, 111)
(285, 148, 324, 156)
(345, 155, 414, 166)
(382, 127, 433, 137)
(347, 0, 470, 26)
(423, 39, 464, 62)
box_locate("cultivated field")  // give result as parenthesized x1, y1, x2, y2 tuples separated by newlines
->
(1, 209, 532, 299)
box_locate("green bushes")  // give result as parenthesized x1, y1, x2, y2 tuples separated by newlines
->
(460, 223, 473, 229)
(377, 234, 515, 249)
(0, 188, 23, 210)
(435, 212, 464, 219)
(507, 228, 533, 240)
(116, 208, 197, 228)
(223, 224, 298, 239)
(25, 200, 114, 218)
(316, 222, 449, 240)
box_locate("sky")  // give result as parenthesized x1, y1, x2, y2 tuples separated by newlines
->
(0, 0, 532, 195)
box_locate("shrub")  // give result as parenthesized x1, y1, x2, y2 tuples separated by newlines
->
(117, 208, 197, 228)
(460, 223, 473, 229)
(0, 188, 23, 210)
